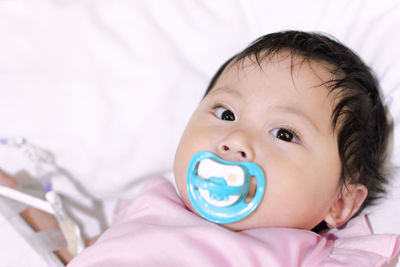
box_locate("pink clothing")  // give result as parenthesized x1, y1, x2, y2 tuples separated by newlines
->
(68, 177, 399, 267)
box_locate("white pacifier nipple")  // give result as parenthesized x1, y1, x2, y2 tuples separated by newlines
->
(197, 159, 244, 207)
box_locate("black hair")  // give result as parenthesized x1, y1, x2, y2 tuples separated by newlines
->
(204, 30, 390, 213)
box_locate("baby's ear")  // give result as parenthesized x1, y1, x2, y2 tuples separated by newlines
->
(324, 184, 368, 228)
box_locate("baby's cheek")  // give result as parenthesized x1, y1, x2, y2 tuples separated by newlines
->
(173, 156, 190, 201)
(176, 180, 196, 213)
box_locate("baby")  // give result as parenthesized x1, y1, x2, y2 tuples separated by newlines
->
(1, 31, 399, 266)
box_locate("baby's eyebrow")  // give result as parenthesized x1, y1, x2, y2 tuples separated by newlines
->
(208, 86, 242, 97)
(272, 105, 320, 133)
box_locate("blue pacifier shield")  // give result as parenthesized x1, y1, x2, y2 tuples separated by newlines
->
(186, 151, 265, 224)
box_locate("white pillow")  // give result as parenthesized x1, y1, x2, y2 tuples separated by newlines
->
(0, 0, 399, 237)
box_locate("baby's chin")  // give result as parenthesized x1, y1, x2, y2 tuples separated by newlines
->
(220, 213, 263, 231)
(185, 204, 247, 231)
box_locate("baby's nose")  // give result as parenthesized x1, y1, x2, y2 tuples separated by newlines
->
(220, 145, 248, 159)
(217, 131, 255, 161)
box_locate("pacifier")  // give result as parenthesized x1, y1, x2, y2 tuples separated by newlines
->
(186, 151, 265, 224)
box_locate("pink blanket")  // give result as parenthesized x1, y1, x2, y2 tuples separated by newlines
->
(68, 177, 399, 267)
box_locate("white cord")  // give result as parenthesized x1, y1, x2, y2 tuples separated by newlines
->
(0, 185, 54, 215)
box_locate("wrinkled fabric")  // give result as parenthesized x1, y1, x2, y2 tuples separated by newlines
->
(68, 177, 399, 267)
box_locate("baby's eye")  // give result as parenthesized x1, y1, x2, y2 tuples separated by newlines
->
(214, 107, 235, 121)
(270, 128, 300, 143)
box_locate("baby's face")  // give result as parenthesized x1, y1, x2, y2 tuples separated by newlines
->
(174, 54, 342, 230)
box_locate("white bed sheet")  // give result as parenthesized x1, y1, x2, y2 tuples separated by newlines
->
(0, 0, 399, 266)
